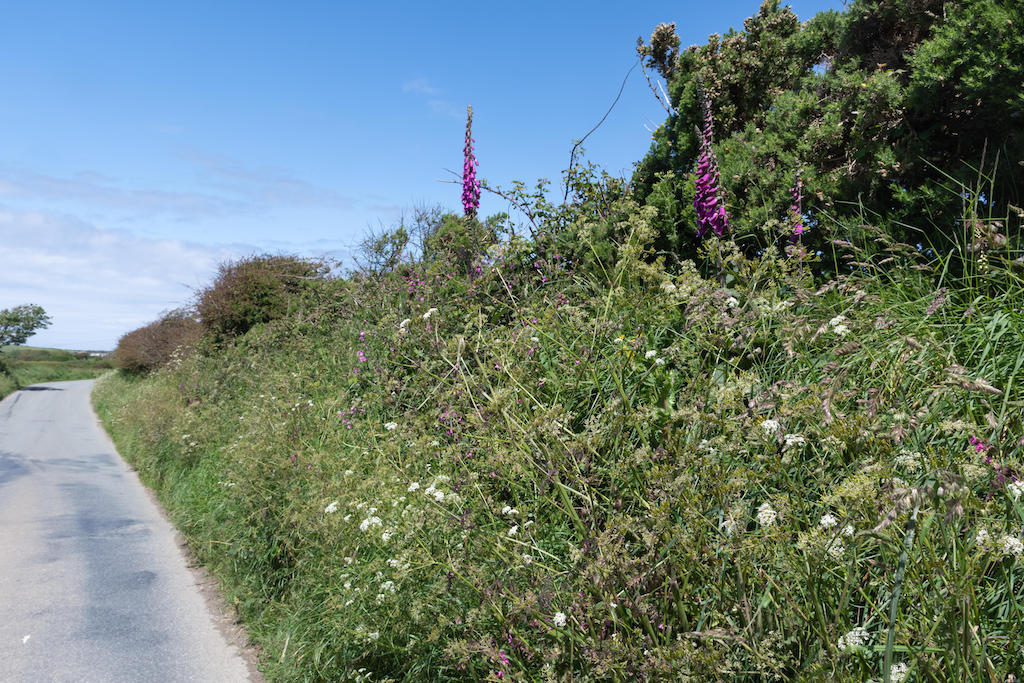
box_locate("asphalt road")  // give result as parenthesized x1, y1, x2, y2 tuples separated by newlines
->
(0, 380, 255, 682)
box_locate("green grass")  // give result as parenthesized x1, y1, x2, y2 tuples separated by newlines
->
(92, 215, 1024, 681)
(1, 346, 113, 399)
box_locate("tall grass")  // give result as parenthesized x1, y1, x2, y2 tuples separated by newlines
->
(94, 206, 1024, 681)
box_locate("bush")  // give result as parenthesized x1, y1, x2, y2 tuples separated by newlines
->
(114, 309, 202, 374)
(195, 254, 326, 341)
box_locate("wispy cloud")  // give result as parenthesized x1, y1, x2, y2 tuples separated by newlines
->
(402, 77, 462, 120)
(402, 77, 441, 95)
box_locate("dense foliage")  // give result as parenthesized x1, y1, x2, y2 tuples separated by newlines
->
(635, 0, 1024, 261)
(113, 309, 202, 374)
(92, 2, 1024, 680)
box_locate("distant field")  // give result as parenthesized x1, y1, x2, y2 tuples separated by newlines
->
(0, 346, 113, 399)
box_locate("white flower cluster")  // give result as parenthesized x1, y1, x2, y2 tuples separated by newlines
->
(889, 662, 909, 683)
(324, 501, 339, 514)
(359, 516, 382, 532)
(819, 513, 838, 530)
(501, 505, 519, 516)
(644, 349, 658, 360)
(552, 611, 567, 627)
(894, 450, 922, 473)
(828, 314, 850, 337)
(757, 502, 777, 528)
(761, 419, 781, 435)
(783, 433, 806, 449)
(422, 307, 438, 320)
(398, 318, 411, 335)
(1007, 479, 1024, 502)
(836, 626, 869, 651)
(384, 421, 398, 431)
(1002, 534, 1024, 558)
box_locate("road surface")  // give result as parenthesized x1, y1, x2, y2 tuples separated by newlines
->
(0, 380, 256, 682)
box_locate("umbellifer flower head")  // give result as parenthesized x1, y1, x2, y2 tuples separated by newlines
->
(462, 106, 480, 217)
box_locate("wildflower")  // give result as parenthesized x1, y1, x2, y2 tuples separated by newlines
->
(693, 81, 728, 237)
(552, 612, 567, 627)
(367, 631, 380, 642)
(507, 525, 518, 537)
(359, 516, 382, 532)
(969, 435, 988, 453)
(501, 506, 518, 516)
(832, 323, 850, 337)
(725, 296, 739, 308)
(889, 662, 909, 683)
(381, 530, 393, 542)
(655, 357, 665, 365)
(324, 501, 339, 514)
(842, 524, 855, 537)
(462, 105, 480, 217)
(1008, 479, 1024, 501)
(344, 469, 354, 476)
(398, 318, 411, 334)
(894, 451, 921, 472)
(837, 626, 869, 651)
(1001, 534, 1024, 557)
(644, 350, 658, 360)
(819, 513, 838, 530)
(976, 528, 990, 546)
(828, 314, 847, 328)
(783, 433, 806, 449)
(384, 421, 398, 431)
(757, 502, 777, 528)
(761, 419, 781, 434)
(826, 538, 846, 558)
(431, 489, 445, 502)
(407, 482, 420, 492)
(423, 307, 438, 320)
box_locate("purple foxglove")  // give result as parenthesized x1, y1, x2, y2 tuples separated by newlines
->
(462, 106, 480, 217)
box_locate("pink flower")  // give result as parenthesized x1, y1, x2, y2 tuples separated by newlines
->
(694, 83, 728, 238)
(462, 106, 480, 216)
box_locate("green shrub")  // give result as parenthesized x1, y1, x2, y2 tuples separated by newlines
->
(195, 254, 326, 341)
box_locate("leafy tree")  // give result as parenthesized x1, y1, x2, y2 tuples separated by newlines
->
(0, 304, 51, 347)
(0, 304, 52, 376)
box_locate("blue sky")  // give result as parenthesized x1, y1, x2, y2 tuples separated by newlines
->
(0, 0, 840, 350)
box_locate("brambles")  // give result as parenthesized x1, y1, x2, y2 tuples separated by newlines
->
(195, 254, 326, 341)
(113, 309, 201, 374)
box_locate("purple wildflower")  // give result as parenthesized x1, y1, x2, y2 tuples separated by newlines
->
(462, 105, 480, 217)
(694, 84, 727, 238)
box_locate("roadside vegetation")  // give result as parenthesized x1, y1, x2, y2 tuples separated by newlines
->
(0, 346, 113, 399)
(93, 1, 1023, 680)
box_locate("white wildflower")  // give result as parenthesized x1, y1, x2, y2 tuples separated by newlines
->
(842, 524, 855, 537)
(832, 323, 850, 336)
(522, 554, 533, 564)
(530, 336, 540, 343)
(552, 612, 567, 627)
(507, 525, 519, 537)
(381, 530, 394, 543)
(384, 421, 398, 431)
(367, 631, 379, 642)
(1007, 479, 1024, 502)
(324, 501, 339, 514)
(894, 450, 921, 472)
(660, 281, 677, 293)
(344, 469, 354, 476)
(407, 482, 420, 492)
(889, 662, 909, 683)
(837, 626, 870, 651)
(398, 318, 411, 329)
(359, 516, 382, 532)
(760, 419, 781, 434)
(431, 489, 445, 502)
(501, 506, 519, 516)
(819, 513, 838, 530)
(644, 350, 658, 360)
(826, 538, 846, 558)
(829, 314, 847, 327)
(654, 357, 665, 365)
(976, 528, 990, 546)
(1001, 534, 1023, 557)
(757, 502, 777, 528)
(783, 433, 806, 448)
(423, 307, 438, 320)
(725, 296, 739, 308)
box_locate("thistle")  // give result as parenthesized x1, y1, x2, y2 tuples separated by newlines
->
(462, 105, 480, 217)
(693, 84, 727, 238)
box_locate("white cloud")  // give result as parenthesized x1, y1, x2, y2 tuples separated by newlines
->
(402, 78, 441, 95)
(0, 206, 253, 350)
